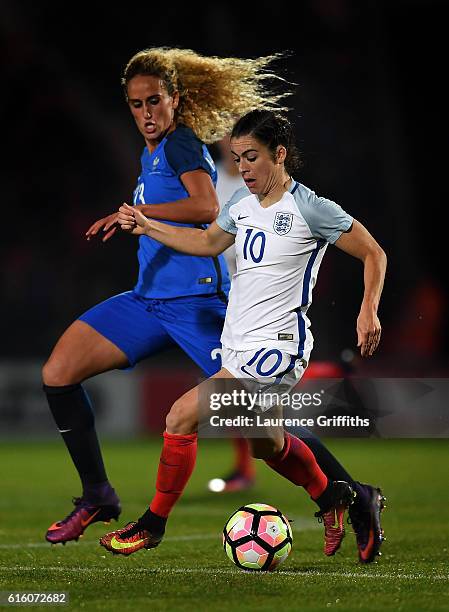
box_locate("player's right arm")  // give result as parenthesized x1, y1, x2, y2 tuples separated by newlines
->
(119, 204, 234, 256)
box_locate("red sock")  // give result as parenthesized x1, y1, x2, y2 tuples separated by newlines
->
(149, 431, 197, 518)
(265, 432, 328, 499)
(233, 437, 255, 478)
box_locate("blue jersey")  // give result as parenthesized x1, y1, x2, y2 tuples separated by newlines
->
(132, 124, 230, 299)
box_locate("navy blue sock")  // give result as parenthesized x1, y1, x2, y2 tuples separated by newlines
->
(294, 426, 354, 482)
(83, 481, 119, 505)
(44, 383, 110, 496)
(294, 425, 368, 506)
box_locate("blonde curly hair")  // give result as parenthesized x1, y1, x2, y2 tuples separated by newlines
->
(122, 47, 292, 144)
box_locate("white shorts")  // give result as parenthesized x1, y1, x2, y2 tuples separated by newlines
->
(221, 345, 307, 410)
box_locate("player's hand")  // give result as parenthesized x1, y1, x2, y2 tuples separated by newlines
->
(85, 211, 121, 242)
(117, 204, 151, 236)
(356, 307, 381, 357)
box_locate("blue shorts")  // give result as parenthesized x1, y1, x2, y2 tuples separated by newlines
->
(79, 291, 227, 376)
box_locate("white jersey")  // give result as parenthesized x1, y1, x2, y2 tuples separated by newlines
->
(216, 181, 353, 360)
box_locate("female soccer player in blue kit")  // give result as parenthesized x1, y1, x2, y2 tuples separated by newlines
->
(42, 47, 289, 545)
(101, 110, 387, 563)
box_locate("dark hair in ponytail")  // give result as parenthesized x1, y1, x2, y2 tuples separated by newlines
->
(231, 110, 301, 175)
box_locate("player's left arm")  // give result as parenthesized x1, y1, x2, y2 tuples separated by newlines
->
(334, 219, 387, 357)
(134, 170, 219, 224)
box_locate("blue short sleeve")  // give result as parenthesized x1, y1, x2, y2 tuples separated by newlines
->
(216, 186, 249, 235)
(293, 183, 353, 244)
(165, 125, 215, 178)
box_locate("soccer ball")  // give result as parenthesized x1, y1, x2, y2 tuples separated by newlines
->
(223, 503, 293, 571)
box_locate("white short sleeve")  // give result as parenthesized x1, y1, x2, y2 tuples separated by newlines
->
(293, 183, 353, 244)
(216, 186, 249, 235)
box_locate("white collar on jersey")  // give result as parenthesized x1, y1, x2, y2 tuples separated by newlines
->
(288, 179, 299, 194)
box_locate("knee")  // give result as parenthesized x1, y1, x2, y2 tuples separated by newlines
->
(42, 354, 77, 387)
(166, 398, 198, 435)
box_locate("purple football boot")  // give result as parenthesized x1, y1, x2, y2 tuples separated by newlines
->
(348, 483, 386, 563)
(46, 492, 121, 545)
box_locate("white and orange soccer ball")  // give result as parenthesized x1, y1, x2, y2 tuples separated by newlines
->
(223, 503, 293, 571)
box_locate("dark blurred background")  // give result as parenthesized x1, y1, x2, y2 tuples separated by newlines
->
(1, 0, 447, 378)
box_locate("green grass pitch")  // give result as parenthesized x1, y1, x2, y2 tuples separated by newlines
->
(1, 438, 448, 611)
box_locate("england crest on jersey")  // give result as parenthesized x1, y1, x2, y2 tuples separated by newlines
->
(274, 212, 293, 235)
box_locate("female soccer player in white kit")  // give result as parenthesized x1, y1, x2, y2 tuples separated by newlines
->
(101, 110, 387, 563)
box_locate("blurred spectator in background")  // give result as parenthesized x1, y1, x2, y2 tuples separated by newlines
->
(214, 135, 245, 278)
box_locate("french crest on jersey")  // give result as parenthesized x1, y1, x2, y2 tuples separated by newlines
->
(273, 212, 293, 235)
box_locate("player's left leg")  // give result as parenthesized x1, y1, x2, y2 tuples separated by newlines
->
(247, 417, 353, 557)
(229, 346, 384, 561)
(260, 426, 385, 561)
(43, 292, 175, 545)
(289, 425, 386, 562)
(223, 346, 356, 557)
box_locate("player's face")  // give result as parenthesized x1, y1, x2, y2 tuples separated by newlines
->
(127, 75, 179, 149)
(230, 135, 284, 196)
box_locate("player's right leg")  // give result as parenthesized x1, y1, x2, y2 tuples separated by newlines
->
(99, 367, 236, 555)
(43, 291, 172, 544)
(155, 295, 256, 493)
(292, 426, 386, 562)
